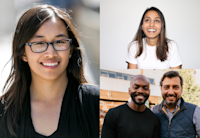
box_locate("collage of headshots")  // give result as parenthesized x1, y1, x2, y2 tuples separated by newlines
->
(0, 0, 199, 138)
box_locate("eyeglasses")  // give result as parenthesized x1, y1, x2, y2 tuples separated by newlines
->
(25, 39, 72, 53)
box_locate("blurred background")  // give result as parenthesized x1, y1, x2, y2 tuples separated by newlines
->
(0, 0, 99, 95)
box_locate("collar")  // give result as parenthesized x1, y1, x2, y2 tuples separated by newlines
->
(163, 99, 181, 114)
(159, 98, 187, 116)
(158, 97, 186, 112)
(162, 98, 181, 110)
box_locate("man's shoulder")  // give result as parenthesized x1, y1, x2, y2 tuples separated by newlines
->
(184, 101, 198, 107)
(109, 104, 127, 111)
(151, 103, 162, 114)
(180, 98, 198, 111)
(146, 108, 160, 121)
(107, 104, 127, 115)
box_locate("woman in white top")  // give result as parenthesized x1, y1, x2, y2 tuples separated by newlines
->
(126, 7, 182, 69)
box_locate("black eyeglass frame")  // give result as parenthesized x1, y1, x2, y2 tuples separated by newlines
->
(25, 39, 72, 53)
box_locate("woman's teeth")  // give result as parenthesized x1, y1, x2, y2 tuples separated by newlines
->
(42, 62, 58, 66)
(148, 29, 156, 32)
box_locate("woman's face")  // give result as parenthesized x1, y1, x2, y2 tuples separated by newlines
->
(142, 10, 162, 40)
(23, 17, 71, 81)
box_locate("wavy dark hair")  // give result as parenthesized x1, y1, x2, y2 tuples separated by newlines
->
(160, 71, 183, 87)
(0, 4, 86, 136)
(129, 7, 169, 62)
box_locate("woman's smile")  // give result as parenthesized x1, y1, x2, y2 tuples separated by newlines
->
(142, 10, 161, 40)
(24, 17, 71, 80)
(41, 61, 60, 69)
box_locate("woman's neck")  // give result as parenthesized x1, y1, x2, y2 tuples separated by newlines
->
(30, 73, 68, 104)
(146, 37, 158, 46)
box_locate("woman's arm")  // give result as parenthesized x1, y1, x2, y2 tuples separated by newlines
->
(127, 63, 138, 69)
(170, 65, 182, 69)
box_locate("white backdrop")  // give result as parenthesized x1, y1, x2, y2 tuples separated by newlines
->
(100, 0, 200, 69)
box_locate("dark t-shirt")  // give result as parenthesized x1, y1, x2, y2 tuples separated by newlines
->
(0, 76, 99, 138)
(101, 104, 160, 138)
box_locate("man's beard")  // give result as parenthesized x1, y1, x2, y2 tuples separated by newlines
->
(131, 93, 149, 106)
(164, 94, 179, 106)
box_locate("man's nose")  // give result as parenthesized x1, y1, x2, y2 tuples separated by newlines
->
(138, 87, 145, 93)
(168, 87, 174, 95)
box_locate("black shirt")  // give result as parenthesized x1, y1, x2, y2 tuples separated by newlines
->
(0, 76, 99, 138)
(101, 104, 160, 138)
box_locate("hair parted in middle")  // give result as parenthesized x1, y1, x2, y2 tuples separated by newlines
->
(129, 7, 170, 62)
(1, 4, 86, 136)
(160, 71, 183, 86)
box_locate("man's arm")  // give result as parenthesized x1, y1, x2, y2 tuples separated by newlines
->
(101, 109, 117, 138)
(193, 106, 200, 137)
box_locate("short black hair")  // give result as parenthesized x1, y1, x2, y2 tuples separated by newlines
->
(160, 71, 183, 86)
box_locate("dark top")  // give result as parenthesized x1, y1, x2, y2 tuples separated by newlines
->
(152, 98, 198, 138)
(0, 76, 99, 138)
(101, 104, 160, 138)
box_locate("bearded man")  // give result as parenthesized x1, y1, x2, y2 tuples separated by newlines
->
(101, 75, 160, 138)
(152, 71, 200, 138)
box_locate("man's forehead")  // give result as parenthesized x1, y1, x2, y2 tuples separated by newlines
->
(162, 77, 181, 85)
(130, 75, 149, 85)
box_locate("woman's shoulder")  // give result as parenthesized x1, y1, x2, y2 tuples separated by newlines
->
(78, 84, 99, 112)
(129, 40, 138, 48)
(167, 40, 178, 47)
(167, 40, 179, 51)
(78, 83, 99, 96)
(128, 40, 139, 54)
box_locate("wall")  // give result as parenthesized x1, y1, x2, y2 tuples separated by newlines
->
(100, 0, 200, 69)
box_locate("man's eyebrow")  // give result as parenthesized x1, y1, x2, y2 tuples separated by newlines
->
(163, 85, 169, 86)
(143, 85, 149, 87)
(132, 84, 148, 87)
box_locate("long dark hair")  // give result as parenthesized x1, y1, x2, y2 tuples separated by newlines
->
(1, 4, 86, 136)
(129, 7, 169, 61)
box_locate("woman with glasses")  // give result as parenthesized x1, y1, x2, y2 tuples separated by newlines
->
(0, 4, 99, 138)
(126, 7, 182, 69)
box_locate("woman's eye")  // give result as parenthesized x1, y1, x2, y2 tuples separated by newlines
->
(155, 20, 160, 23)
(56, 40, 65, 44)
(145, 19, 150, 22)
(36, 42, 45, 45)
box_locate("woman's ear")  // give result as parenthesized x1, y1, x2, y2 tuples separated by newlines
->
(22, 54, 27, 62)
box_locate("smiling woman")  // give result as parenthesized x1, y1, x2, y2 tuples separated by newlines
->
(126, 7, 182, 69)
(0, 4, 99, 138)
